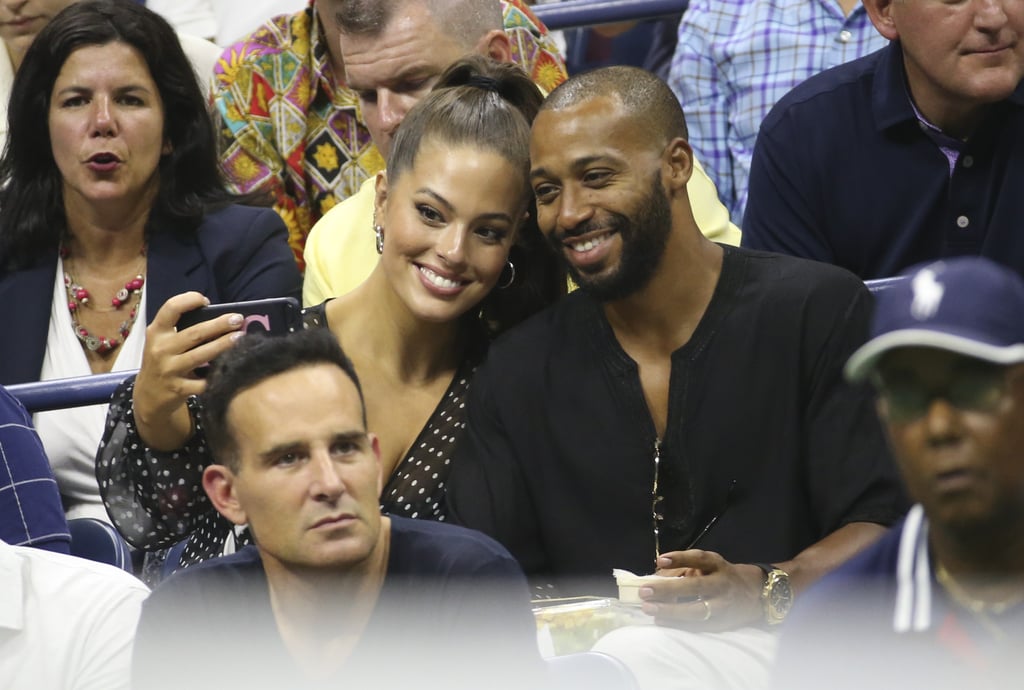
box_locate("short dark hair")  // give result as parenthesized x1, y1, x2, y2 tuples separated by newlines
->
(0, 0, 229, 270)
(541, 65, 689, 145)
(201, 329, 366, 471)
(387, 54, 565, 335)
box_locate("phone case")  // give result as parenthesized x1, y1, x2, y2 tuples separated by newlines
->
(176, 297, 302, 335)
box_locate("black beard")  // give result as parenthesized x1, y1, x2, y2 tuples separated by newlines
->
(547, 174, 672, 302)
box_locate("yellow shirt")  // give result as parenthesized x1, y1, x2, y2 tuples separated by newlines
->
(301, 158, 742, 306)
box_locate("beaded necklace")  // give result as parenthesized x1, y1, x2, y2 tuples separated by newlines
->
(61, 244, 146, 354)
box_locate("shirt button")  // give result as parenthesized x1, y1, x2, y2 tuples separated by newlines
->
(838, 30, 852, 43)
(956, 215, 970, 228)
(962, 155, 974, 169)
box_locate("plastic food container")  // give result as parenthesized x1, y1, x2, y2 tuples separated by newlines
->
(533, 597, 650, 657)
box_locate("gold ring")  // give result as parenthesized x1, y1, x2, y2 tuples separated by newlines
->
(698, 596, 711, 621)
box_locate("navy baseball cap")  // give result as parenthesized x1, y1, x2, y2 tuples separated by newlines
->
(845, 257, 1024, 382)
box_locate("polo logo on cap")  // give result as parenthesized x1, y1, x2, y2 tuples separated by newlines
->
(910, 268, 944, 320)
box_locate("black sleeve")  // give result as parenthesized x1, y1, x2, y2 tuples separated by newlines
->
(446, 361, 549, 577)
(802, 279, 908, 532)
(96, 378, 222, 551)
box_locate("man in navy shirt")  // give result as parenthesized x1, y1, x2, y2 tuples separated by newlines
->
(132, 329, 542, 690)
(775, 257, 1024, 689)
(743, 0, 1024, 280)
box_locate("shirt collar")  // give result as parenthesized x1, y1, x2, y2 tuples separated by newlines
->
(307, 5, 340, 98)
(815, 0, 867, 21)
(893, 504, 934, 633)
(874, 39, 1024, 131)
(873, 40, 918, 130)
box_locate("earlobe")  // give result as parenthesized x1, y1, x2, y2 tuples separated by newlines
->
(202, 465, 247, 527)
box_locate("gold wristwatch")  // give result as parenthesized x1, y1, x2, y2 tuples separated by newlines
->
(754, 563, 793, 625)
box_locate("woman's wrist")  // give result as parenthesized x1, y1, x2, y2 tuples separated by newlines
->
(132, 394, 195, 451)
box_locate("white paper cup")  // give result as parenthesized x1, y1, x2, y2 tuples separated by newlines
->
(612, 569, 669, 603)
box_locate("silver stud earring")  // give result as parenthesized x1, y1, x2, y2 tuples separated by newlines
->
(374, 224, 384, 255)
(497, 260, 515, 289)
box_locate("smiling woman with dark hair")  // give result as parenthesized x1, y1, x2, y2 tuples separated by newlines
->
(96, 54, 564, 573)
(0, 0, 300, 522)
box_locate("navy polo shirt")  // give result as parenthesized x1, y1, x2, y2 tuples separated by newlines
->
(742, 40, 1024, 280)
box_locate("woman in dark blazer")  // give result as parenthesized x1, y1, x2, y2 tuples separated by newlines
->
(0, 0, 300, 521)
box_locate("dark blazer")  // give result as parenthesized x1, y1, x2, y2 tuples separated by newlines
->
(0, 204, 302, 385)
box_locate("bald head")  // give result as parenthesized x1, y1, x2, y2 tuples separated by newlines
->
(542, 66, 688, 148)
(334, 0, 502, 50)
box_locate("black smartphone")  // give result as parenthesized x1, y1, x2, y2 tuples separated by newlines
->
(177, 297, 303, 378)
(177, 297, 303, 336)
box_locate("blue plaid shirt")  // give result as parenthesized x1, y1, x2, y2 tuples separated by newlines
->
(0, 387, 70, 553)
(669, 0, 886, 224)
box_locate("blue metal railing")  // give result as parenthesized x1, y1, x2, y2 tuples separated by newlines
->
(9, 370, 136, 413)
(532, 0, 687, 30)
(10, 277, 908, 413)
(10, 274, 906, 413)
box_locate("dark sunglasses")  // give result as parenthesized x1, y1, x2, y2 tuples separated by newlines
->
(871, 362, 1015, 423)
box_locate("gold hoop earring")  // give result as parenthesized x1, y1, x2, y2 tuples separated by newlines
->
(497, 260, 515, 289)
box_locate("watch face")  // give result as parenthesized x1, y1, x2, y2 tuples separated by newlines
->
(769, 576, 792, 609)
(766, 571, 793, 622)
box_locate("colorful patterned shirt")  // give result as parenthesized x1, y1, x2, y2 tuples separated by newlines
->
(213, 0, 566, 269)
(669, 0, 886, 224)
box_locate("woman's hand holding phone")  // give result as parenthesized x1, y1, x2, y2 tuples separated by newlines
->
(133, 292, 244, 452)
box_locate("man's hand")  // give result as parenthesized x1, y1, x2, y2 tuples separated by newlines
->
(637, 550, 764, 632)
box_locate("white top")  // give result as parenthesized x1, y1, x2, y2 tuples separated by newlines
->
(0, 46, 13, 154)
(177, 32, 222, 95)
(33, 257, 146, 522)
(0, 539, 149, 690)
(145, 0, 218, 39)
(147, 0, 308, 46)
(212, 0, 308, 46)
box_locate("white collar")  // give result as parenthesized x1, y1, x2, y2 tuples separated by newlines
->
(893, 504, 934, 633)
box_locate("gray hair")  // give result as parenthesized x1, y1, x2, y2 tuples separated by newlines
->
(334, 0, 502, 51)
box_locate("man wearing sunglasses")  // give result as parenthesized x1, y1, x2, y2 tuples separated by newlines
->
(774, 256, 1024, 689)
